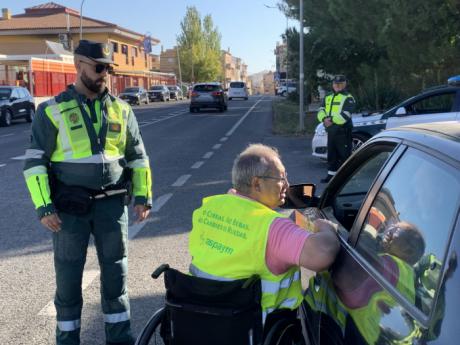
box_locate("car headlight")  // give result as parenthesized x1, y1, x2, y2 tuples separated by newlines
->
(315, 124, 326, 135)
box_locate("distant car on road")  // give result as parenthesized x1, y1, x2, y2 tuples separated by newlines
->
(189, 82, 228, 113)
(312, 75, 460, 159)
(277, 82, 297, 96)
(167, 85, 184, 101)
(0, 86, 35, 126)
(148, 85, 170, 102)
(119, 86, 149, 105)
(228, 81, 248, 100)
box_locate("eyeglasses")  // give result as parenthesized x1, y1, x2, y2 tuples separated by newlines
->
(257, 174, 288, 184)
(80, 60, 113, 74)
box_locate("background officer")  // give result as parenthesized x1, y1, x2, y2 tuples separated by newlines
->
(317, 75, 356, 183)
(23, 40, 152, 345)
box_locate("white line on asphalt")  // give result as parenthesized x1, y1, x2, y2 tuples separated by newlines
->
(203, 151, 214, 159)
(0, 133, 14, 138)
(212, 144, 222, 150)
(172, 174, 191, 187)
(226, 98, 263, 137)
(151, 193, 173, 212)
(139, 112, 184, 128)
(11, 155, 27, 160)
(219, 137, 228, 142)
(38, 269, 100, 317)
(0, 164, 6, 168)
(191, 161, 204, 169)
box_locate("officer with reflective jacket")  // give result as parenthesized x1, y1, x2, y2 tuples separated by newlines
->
(317, 75, 356, 183)
(23, 40, 152, 345)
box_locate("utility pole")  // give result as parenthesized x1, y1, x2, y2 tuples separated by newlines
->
(79, 0, 86, 41)
(176, 45, 183, 89)
(298, 0, 305, 131)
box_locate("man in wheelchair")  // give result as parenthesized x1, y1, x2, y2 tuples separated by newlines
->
(136, 144, 340, 345)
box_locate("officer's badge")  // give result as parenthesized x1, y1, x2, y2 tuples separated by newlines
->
(69, 113, 79, 124)
(103, 45, 110, 56)
(109, 122, 121, 133)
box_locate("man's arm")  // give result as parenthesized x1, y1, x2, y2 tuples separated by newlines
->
(299, 219, 340, 272)
(317, 97, 328, 123)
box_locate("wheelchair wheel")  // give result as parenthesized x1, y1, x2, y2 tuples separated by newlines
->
(263, 318, 305, 345)
(135, 308, 165, 345)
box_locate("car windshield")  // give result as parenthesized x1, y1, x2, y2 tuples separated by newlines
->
(0, 89, 12, 100)
(124, 88, 139, 93)
(150, 86, 163, 90)
(229, 82, 245, 88)
(194, 84, 220, 92)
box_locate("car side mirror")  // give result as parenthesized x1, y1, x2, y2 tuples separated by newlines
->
(395, 107, 407, 116)
(281, 183, 319, 209)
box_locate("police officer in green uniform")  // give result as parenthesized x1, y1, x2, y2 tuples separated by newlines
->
(317, 75, 356, 183)
(23, 40, 152, 345)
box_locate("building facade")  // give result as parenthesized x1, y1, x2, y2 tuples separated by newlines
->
(221, 49, 248, 88)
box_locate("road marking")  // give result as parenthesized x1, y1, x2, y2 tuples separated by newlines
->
(139, 112, 184, 128)
(11, 155, 28, 160)
(172, 174, 191, 187)
(212, 144, 222, 150)
(203, 152, 214, 159)
(0, 164, 6, 168)
(191, 161, 204, 169)
(151, 193, 173, 212)
(219, 137, 228, 142)
(38, 269, 100, 317)
(0, 133, 14, 138)
(226, 98, 263, 137)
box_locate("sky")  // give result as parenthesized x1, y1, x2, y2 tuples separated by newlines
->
(5, 0, 292, 75)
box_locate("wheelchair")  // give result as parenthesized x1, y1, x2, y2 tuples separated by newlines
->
(135, 264, 306, 345)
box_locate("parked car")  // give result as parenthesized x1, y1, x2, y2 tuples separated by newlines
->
(119, 86, 149, 105)
(148, 85, 170, 102)
(0, 85, 35, 127)
(228, 81, 248, 100)
(277, 82, 297, 96)
(167, 85, 184, 101)
(312, 75, 460, 159)
(288, 121, 460, 345)
(189, 82, 228, 113)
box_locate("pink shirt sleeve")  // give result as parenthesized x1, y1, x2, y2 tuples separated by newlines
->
(265, 218, 311, 275)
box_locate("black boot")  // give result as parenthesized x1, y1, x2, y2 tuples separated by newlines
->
(320, 174, 333, 183)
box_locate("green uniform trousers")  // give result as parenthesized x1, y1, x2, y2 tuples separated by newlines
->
(52, 195, 134, 345)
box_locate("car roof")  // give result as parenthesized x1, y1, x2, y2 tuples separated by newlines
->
(193, 82, 221, 86)
(376, 121, 460, 162)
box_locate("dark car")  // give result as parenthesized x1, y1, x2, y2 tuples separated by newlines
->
(288, 121, 460, 344)
(119, 87, 149, 105)
(148, 85, 170, 102)
(189, 82, 228, 113)
(167, 85, 184, 101)
(0, 86, 35, 127)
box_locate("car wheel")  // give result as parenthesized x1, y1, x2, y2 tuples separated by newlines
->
(281, 91, 286, 97)
(352, 133, 370, 152)
(26, 107, 35, 123)
(145, 97, 149, 105)
(229, 97, 232, 101)
(0, 109, 12, 127)
(224, 105, 228, 111)
(161, 96, 166, 102)
(244, 97, 248, 100)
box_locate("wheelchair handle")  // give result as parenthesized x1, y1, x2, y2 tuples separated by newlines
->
(151, 264, 170, 279)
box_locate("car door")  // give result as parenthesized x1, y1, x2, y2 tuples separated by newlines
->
(386, 91, 459, 129)
(10, 88, 25, 118)
(303, 141, 460, 344)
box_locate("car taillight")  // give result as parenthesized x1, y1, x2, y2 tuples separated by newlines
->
(191, 92, 199, 97)
(211, 91, 222, 96)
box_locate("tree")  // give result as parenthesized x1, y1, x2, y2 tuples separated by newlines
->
(177, 7, 222, 83)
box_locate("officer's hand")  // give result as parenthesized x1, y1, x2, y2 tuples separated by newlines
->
(41, 213, 62, 232)
(134, 205, 150, 223)
(323, 118, 333, 127)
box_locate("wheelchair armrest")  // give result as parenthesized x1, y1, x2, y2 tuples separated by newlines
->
(151, 264, 170, 279)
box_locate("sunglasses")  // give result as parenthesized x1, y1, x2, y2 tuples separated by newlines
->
(80, 60, 114, 74)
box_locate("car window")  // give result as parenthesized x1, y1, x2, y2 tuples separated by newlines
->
(11, 89, 20, 99)
(124, 88, 138, 93)
(17, 88, 26, 98)
(406, 92, 456, 115)
(194, 84, 220, 92)
(0, 88, 12, 100)
(332, 150, 392, 230)
(150, 86, 162, 90)
(356, 148, 460, 315)
(229, 82, 245, 88)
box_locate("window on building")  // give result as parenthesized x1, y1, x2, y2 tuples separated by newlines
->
(144, 53, 148, 68)
(121, 44, 128, 55)
(132, 47, 138, 58)
(111, 41, 119, 53)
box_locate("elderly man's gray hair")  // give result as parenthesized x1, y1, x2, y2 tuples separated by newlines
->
(232, 144, 281, 193)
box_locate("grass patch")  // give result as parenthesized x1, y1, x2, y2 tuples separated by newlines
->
(272, 99, 318, 135)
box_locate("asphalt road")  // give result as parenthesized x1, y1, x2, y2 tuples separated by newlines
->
(0, 96, 327, 344)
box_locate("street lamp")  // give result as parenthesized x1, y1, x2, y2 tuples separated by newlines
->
(298, 0, 305, 131)
(80, 0, 86, 40)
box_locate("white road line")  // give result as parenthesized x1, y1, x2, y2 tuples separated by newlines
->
(191, 161, 204, 169)
(151, 193, 173, 212)
(212, 144, 222, 150)
(219, 137, 228, 142)
(0, 164, 6, 168)
(203, 152, 214, 159)
(11, 155, 28, 160)
(0, 133, 14, 138)
(226, 98, 263, 137)
(139, 112, 184, 128)
(172, 174, 191, 187)
(38, 269, 100, 317)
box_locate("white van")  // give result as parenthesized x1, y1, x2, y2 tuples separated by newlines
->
(228, 81, 249, 100)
